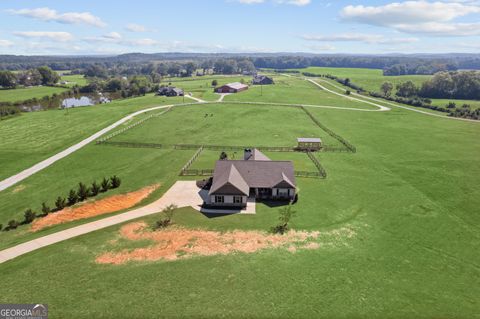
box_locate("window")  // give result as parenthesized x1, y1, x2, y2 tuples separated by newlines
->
(233, 196, 243, 204)
(215, 195, 224, 203)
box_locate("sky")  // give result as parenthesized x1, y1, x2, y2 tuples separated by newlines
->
(0, 0, 479, 55)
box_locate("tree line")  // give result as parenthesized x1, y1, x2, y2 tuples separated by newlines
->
(1, 176, 121, 232)
(0, 66, 60, 89)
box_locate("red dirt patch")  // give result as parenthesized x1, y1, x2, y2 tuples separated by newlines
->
(96, 222, 329, 264)
(31, 185, 159, 232)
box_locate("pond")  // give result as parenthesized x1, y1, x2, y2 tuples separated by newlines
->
(19, 93, 112, 111)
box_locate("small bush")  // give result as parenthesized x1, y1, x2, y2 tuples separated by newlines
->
(6, 220, 19, 231)
(55, 196, 66, 211)
(77, 183, 89, 201)
(110, 175, 121, 189)
(23, 209, 36, 224)
(101, 177, 110, 192)
(152, 204, 177, 230)
(41, 202, 51, 216)
(67, 189, 78, 206)
(271, 205, 296, 235)
(91, 181, 100, 196)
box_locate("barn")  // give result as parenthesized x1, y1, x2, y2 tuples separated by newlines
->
(214, 82, 249, 93)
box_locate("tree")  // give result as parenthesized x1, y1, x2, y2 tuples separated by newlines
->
(55, 196, 66, 210)
(345, 90, 351, 95)
(110, 176, 121, 189)
(85, 64, 108, 78)
(0, 71, 17, 88)
(396, 81, 418, 98)
(380, 81, 394, 97)
(211, 80, 218, 87)
(219, 151, 228, 160)
(447, 102, 456, 109)
(23, 209, 36, 224)
(153, 204, 177, 230)
(0, 224, 2, 231)
(67, 189, 78, 206)
(6, 220, 19, 231)
(37, 66, 60, 85)
(101, 177, 110, 192)
(41, 202, 51, 216)
(184, 62, 197, 77)
(77, 183, 89, 201)
(271, 205, 296, 235)
(91, 181, 100, 196)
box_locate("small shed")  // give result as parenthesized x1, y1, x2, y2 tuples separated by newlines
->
(252, 75, 274, 85)
(297, 137, 322, 151)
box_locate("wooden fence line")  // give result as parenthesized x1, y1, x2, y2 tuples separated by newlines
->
(298, 106, 357, 153)
(179, 147, 204, 175)
(306, 151, 327, 178)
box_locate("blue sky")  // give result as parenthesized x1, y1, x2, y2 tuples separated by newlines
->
(0, 0, 479, 55)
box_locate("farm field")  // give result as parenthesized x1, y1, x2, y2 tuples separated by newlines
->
(0, 94, 183, 180)
(107, 102, 344, 147)
(0, 86, 68, 103)
(0, 73, 479, 318)
(295, 66, 431, 93)
(60, 74, 88, 87)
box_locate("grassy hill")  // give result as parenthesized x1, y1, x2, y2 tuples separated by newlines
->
(0, 74, 478, 318)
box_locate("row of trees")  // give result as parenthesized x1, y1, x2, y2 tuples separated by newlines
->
(419, 71, 480, 100)
(0, 66, 60, 88)
(383, 63, 456, 76)
(1, 176, 121, 232)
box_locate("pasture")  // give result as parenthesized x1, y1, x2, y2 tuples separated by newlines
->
(0, 86, 67, 103)
(0, 72, 478, 318)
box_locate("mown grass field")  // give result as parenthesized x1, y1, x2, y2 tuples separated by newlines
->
(296, 67, 431, 93)
(430, 98, 480, 110)
(0, 73, 479, 318)
(0, 94, 183, 180)
(0, 86, 68, 103)
(61, 74, 88, 87)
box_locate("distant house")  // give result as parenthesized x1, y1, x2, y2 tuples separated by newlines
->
(214, 82, 249, 94)
(157, 86, 184, 97)
(252, 75, 274, 85)
(297, 137, 322, 151)
(208, 149, 296, 207)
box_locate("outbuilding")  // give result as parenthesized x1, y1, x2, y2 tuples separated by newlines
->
(214, 82, 249, 94)
(252, 75, 274, 85)
(297, 137, 322, 151)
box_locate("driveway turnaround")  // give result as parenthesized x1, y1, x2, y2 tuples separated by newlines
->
(0, 181, 253, 264)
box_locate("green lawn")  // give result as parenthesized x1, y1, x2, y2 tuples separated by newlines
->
(60, 74, 88, 87)
(0, 73, 479, 318)
(0, 94, 183, 180)
(296, 67, 431, 94)
(0, 86, 68, 103)
(430, 98, 480, 110)
(108, 102, 342, 147)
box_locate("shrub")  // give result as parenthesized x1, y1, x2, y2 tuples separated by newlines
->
(0, 224, 2, 231)
(110, 175, 121, 189)
(41, 202, 51, 216)
(55, 196, 66, 210)
(91, 181, 100, 196)
(6, 219, 19, 231)
(77, 183, 89, 201)
(211, 79, 218, 86)
(271, 205, 296, 235)
(67, 189, 78, 206)
(345, 90, 351, 95)
(153, 204, 177, 230)
(23, 209, 36, 224)
(101, 177, 110, 192)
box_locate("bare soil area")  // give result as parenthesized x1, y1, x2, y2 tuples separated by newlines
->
(31, 185, 159, 232)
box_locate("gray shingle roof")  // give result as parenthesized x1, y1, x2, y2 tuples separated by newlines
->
(209, 159, 296, 196)
(297, 137, 322, 143)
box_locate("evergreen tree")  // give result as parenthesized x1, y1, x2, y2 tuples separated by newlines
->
(41, 202, 51, 216)
(91, 181, 100, 196)
(55, 196, 66, 210)
(67, 189, 78, 206)
(110, 176, 121, 188)
(23, 209, 36, 224)
(77, 183, 89, 201)
(101, 177, 110, 192)
(7, 220, 19, 230)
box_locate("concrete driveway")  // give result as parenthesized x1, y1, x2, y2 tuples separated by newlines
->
(0, 181, 255, 264)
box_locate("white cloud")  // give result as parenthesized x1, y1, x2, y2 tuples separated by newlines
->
(83, 32, 158, 46)
(340, 1, 480, 36)
(125, 23, 147, 32)
(0, 39, 13, 47)
(8, 7, 106, 27)
(13, 31, 73, 42)
(302, 33, 419, 44)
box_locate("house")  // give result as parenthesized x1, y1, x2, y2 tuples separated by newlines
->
(214, 82, 249, 93)
(208, 149, 296, 207)
(252, 75, 274, 85)
(297, 137, 322, 151)
(157, 86, 184, 97)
